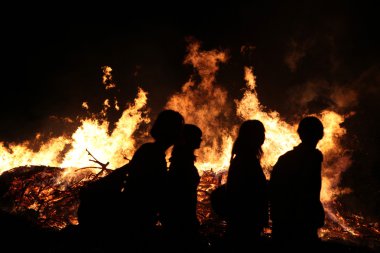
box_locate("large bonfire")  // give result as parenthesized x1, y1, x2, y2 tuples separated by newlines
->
(0, 40, 378, 246)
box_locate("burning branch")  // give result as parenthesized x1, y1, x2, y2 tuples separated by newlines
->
(86, 149, 109, 170)
(85, 149, 111, 181)
(75, 149, 112, 182)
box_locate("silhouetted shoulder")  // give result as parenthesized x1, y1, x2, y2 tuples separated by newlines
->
(278, 146, 323, 163)
(133, 142, 156, 154)
(315, 149, 323, 162)
(131, 143, 160, 161)
(278, 150, 293, 160)
(274, 149, 295, 164)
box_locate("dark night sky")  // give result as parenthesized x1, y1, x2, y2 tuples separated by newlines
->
(1, 1, 379, 217)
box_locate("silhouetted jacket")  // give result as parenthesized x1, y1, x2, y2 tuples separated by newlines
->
(164, 147, 200, 233)
(226, 154, 268, 233)
(269, 143, 325, 232)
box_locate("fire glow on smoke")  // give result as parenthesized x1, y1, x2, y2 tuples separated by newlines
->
(0, 40, 377, 244)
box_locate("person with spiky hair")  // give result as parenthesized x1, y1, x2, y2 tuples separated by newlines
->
(269, 116, 325, 248)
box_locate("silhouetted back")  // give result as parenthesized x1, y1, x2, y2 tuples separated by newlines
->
(164, 124, 203, 252)
(78, 109, 184, 252)
(225, 120, 268, 249)
(77, 163, 130, 236)
(120, 109, 184, 251)
(269, 116, 325, 244)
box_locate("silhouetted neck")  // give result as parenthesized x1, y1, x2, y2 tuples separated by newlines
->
(297, 141, 318, 150)
(170, 146, 196, 163)
(234, 152, 259, 161)
(154, 140, 173, 153)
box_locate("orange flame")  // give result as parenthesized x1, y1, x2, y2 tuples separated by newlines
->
(0, 68, 150, 178)
(165, 41, 359, 238)
(166, 43, 353, 207)
(0, 42, 366, 239)
(166, 40, 234, 172)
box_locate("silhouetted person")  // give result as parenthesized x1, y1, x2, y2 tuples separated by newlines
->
(225, 120, 268, 251)
(163, 124, 204, 253)
(78, 161, 133, 252)
(269, 116, 325, 248)
(116, 109, 184, 252)
(77, 110, 184, 252)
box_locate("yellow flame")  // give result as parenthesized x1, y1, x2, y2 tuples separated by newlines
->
(165, 42, 357, 237)
(0, 136, 70, 173)
(0, 42, 352, 210)
(60, 87, 149, 171)
(0, 88, 149, 176)
(165, 43, 353, 209)
(102, 66, 116, 90)
(166, 40, 233, 173)
(236, 67, 353, 204)
(82, 102, 89, 110)
(0, 41, 360, 237)
(100, 99, 111, 117)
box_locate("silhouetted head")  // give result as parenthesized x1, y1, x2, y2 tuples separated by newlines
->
(150, 109, 184, 149)
(182, 124, 203, 150)
(232, 120, 265, 160)
(297, 116, 324, 146)
(171, 124, 202, 163)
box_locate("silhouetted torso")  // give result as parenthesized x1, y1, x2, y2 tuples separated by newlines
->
(77, 109, 184, 252)
(226, 154, 268, 240)
(120, 142, 168, 250)
(124, 142, 167, 226)
(270, 143, 325, 242)
(164, 147, 201, 252)
(166, 147, 200, 231)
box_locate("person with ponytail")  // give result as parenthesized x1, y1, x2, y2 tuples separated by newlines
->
(225, 120, 269, 250)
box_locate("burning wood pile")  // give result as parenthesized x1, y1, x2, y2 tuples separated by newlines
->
(0, 165, 102, 230)
(0, 150, 112, 230)
(0, 164, 223, 232)
(0, 164, 379, 251)
(0, 41, 379, 252)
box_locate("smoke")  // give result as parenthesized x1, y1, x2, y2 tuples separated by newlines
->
(351, 66, 380, 97)
(284, 38, 314, 72)
(287, 80, 359, 114)
(340, 66, 380, 220)
(282, 30, 380, 230)
(284, 31, 380, 218)
(283, 32, 360, 114)
(286, 64, 380, 119)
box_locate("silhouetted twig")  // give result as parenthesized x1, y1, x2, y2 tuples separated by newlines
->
(76, 149, 112, 181)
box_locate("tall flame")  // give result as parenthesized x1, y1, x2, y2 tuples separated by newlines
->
(165, 41, 358, 237)
(166, 40, 234, 172)
(0, 42, 368, 240)
(60, 87, 149, 170)
(165, 43, 353, 206)
(237, 67, 353, 203)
